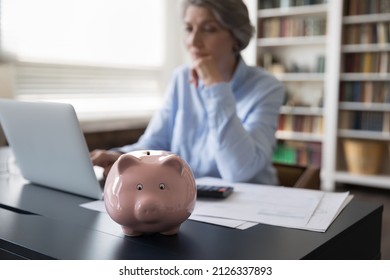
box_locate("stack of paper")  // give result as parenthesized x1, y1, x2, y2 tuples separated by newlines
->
(190, 177, 352, 232)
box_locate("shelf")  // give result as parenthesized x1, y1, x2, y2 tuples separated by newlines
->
(339, 102, 390, 112)
(258, 4, 328, 18)
(256, 0, 328, 171)
(342, 44, 390, 53)
(276, 131, 323, 142)
(280, 106, 324, 115)
(340, 73, 390, 81)
(338, 129, 390, 140)
(257, 36, 327, 47)
(334, 171, 390, 190)
(343, 13, 390, 24)
(273, 73, 325, 81)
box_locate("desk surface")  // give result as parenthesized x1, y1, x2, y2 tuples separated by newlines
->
(0, 147, 383, 260)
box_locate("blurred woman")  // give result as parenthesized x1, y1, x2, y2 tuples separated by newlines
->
(91, 0, 284, 185)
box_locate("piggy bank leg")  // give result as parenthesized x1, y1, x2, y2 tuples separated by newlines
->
(122, 226, 143, 237)
(160, 225, 180, 235)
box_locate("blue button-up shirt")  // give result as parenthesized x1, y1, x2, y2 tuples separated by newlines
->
(117, 57, 284, 185)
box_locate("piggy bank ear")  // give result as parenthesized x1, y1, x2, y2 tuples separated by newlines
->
(161, 156, 184, 176)
(117, 154, 141, 174)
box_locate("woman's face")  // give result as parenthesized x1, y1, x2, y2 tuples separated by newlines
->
(183, 5, 236, 66)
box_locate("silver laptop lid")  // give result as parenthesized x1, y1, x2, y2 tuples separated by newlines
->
(0, 99, 103, 199)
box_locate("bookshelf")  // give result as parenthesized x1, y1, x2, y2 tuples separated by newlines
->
(253, 0, 390, 191)
(256, 0, 329, 167)
(328, 0, 390, 190)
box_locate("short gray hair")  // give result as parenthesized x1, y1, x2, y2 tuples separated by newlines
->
(181, 0, 254, 52)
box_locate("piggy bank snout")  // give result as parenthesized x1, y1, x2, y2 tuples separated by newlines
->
(134, 198, 162, 223)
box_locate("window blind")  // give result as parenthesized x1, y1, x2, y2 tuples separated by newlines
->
(0, 0, 167, 102)
(14, 62, 161, 97)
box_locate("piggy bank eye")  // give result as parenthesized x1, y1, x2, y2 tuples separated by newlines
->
(159, 183, 166, 190)
(136, 184, 143, 190)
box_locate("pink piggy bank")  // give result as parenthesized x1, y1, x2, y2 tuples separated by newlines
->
(104, 150, 196, 236)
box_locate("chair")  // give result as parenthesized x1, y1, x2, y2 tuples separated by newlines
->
(0, 127, 7, 147)
(273, 163, 320, 190)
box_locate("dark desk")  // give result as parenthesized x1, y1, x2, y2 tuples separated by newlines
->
(0, 148, 383, 260)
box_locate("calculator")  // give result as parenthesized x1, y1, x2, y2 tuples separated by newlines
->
(196, 184, 234, 198)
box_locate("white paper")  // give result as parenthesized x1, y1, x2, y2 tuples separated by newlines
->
(82, 199, 107, 213)
(303, 193, 353, 232)
(193, 186, 323, 228)
(189, 214, 257, 229)
(193, 178, 350, 232)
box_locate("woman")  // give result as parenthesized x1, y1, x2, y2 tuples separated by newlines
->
(91, 0, 284, 185)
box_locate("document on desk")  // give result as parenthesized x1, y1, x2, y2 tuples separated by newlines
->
(80, 177, 351, 232)
(190, 177, 351, 232)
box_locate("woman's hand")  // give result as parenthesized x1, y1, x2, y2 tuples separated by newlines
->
(90, 149, 122, 177)
(189, 55, 224, 88)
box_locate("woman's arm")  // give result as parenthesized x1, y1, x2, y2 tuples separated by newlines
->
(201, 75, 284, 182)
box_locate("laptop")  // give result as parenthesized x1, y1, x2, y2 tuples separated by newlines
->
(0, 99, 103, 199)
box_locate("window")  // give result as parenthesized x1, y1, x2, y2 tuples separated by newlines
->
(1, 0, 165, 67)
(0, 0, 180, 130)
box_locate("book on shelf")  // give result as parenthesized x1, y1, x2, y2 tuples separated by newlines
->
(338, 111, 351, 130)
(352, 82, 362, 101)
(340, 110, 386, 132)
(278, 114, 286, 131)
(340, 82, 390, 103)
(384, 82, 390, 103)
(380, 52, 389, 73)
(273, 143, 297, 165)
(360, 25, 373, 45)
(345, 0, 390, 15)
(340, 84, 360, 103)
(383, 112, 390, 132)
(377, 22, 389, 44)
(342, 23, 390, 45)
(302, 116, 314, 133)
(258, 0, 328, 10)
(343, 25, 358, 45)
(284, 114, 294, 131)
(272, 141, 322, 166)
(260, 17, 326, 38)
(278, 113, 323, 134)
(313, 115, 324, 134)
(344, 52, 390, 73)
(293, 115, 304, 132)
(316, 55, 326, 73)
(363, 81, 373, 103)
(362, 52, 373, 73)
(361, 111, 384, 131)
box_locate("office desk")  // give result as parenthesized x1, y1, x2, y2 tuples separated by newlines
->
(0, 148, 383, 260)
